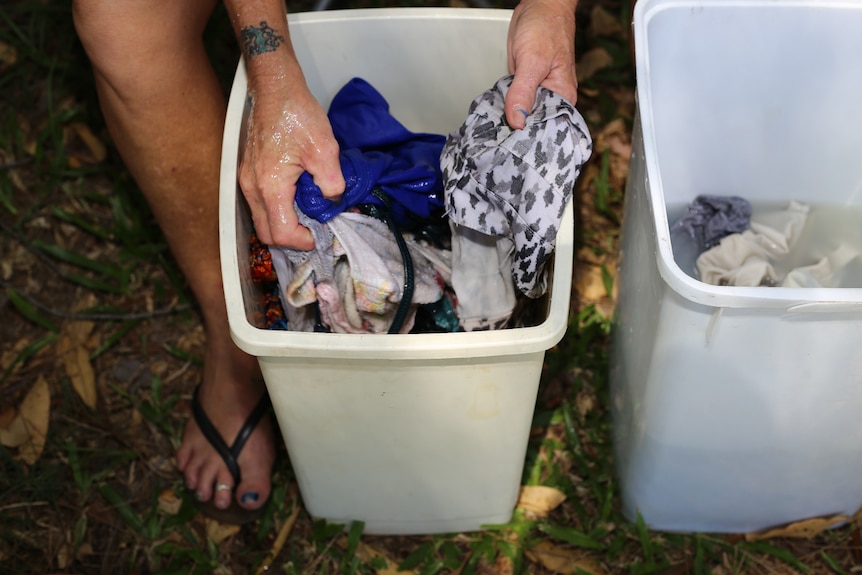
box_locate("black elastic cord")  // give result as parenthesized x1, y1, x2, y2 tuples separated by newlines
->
(368, 189, 414, 334)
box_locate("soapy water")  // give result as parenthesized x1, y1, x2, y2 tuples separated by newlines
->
(667, 201, 862, 288)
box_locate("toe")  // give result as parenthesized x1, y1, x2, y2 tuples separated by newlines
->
(195, 458, 224, 503)
(213, 470, 236, 510)
(236, 469, 271, 511)
(183, 455, 203, 492)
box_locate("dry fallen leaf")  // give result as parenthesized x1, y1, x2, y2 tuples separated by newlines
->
(745, 514, 848, 541)
(491, 553, 515, 575)
(517, 485, 567, 518)
(575, 260, 612, 304)
(157, 489, 183, 515)
(354, 542, 413, 575)
(58, 310, 98, 409)
(576, 48, 614, 83)
(0, 410, 30, 448)
(0, 406, 17, 429)
(8, 376, 51, 465)
(56, 541, 73, 570)
(204, 518, 241, 544)
(525, 541, 607, 575)
(58, 338, 97, 410)
(57, 321, 98, 409)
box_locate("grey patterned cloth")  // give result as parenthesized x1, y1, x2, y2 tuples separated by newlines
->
(441, 75, 592, 298)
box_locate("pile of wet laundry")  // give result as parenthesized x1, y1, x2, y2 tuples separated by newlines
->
(671, 194, 862, 287)
(249, 76, 592, 334)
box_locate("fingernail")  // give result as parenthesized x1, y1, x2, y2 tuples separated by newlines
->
(241, 492, 260, 504)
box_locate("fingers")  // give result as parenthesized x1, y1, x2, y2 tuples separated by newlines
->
(239, 167, 315, 250)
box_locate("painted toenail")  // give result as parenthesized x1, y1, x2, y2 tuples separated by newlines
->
(241, 492, 259, 504)
(195, 491, 204, 501)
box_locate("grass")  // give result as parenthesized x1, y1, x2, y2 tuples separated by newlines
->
(1, 0, 862, 574)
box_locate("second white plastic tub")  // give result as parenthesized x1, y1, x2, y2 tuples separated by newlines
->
(219, 8, 575, 535)
(613, 0, 862, 533)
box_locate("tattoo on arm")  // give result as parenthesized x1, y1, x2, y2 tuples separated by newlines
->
(240, 21, 285, 58)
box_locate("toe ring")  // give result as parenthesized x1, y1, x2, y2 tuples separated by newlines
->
(214, 482, 233, 493)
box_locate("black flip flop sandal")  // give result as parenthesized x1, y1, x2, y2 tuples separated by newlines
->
(190, 385, 272, 525)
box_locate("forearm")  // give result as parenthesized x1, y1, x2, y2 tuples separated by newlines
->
(223, 0, 305, 96)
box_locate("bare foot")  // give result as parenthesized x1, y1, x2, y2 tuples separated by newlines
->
(176, 331, 275, 512)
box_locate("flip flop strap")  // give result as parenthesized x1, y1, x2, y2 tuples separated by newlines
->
(192, 386, 271, 485)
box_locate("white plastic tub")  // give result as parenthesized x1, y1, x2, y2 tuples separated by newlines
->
(219, 8, 575, 535)
(613, 0, 862, 533)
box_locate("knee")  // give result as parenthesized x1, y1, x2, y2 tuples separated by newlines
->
(72, 1, 139, 69)
(72, 0, 212, 89)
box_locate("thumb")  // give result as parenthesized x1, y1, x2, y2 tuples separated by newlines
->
(305, 143, 346, 200)
(505, 68, 543, 130)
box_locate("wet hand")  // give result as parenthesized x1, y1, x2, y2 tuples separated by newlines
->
(505, 0, 578, 129)
(238, 86, 345, 249)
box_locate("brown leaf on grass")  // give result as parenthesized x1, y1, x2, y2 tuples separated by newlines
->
(0, 408, 29, 448)
(490, 553, 515, 575)
(588, 5, 624, 37)
(524, 541, 607, 574)
(576, 48, 614, 83)
(56, 540, 73, 570)
(58, 322, 97, 410)
(0, 406, 17, 429)
(517, 485, 567, 518)
(744, 513, 848, 541)
(333, 534, 413, 574)
(157, 489, 183, 515)
(591, 118, 633, 193)
(574, 254, 614, 304)
(0, 376, 51, 465)
(204, 518, 241, 544)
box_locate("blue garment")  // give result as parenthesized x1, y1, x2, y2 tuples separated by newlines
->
(670, 194, 752, 278)
(295, 78, 446, 225)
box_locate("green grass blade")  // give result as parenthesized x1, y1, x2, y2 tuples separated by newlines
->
(398, 541, 435, 571)
(539, 523, 605, 550)
(6, 288, 58, 332)
(90, 320, 141, 359)
(99, 483, 147, 536)
(822, 550, 847, 575)
(32, 239, 128, 280)
(744, 541, 810, 574)
(63, 272, 127, 294)
(51, 206, 111, 240)
(1, 333, 59, 382)
(634, 511, 654, 564)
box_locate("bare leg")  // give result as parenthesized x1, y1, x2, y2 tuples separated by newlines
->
(73, 0, 275, 512)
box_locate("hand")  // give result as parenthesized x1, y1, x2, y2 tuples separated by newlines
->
(505, 0, 579, 129)
(238, 85, 345, 249)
